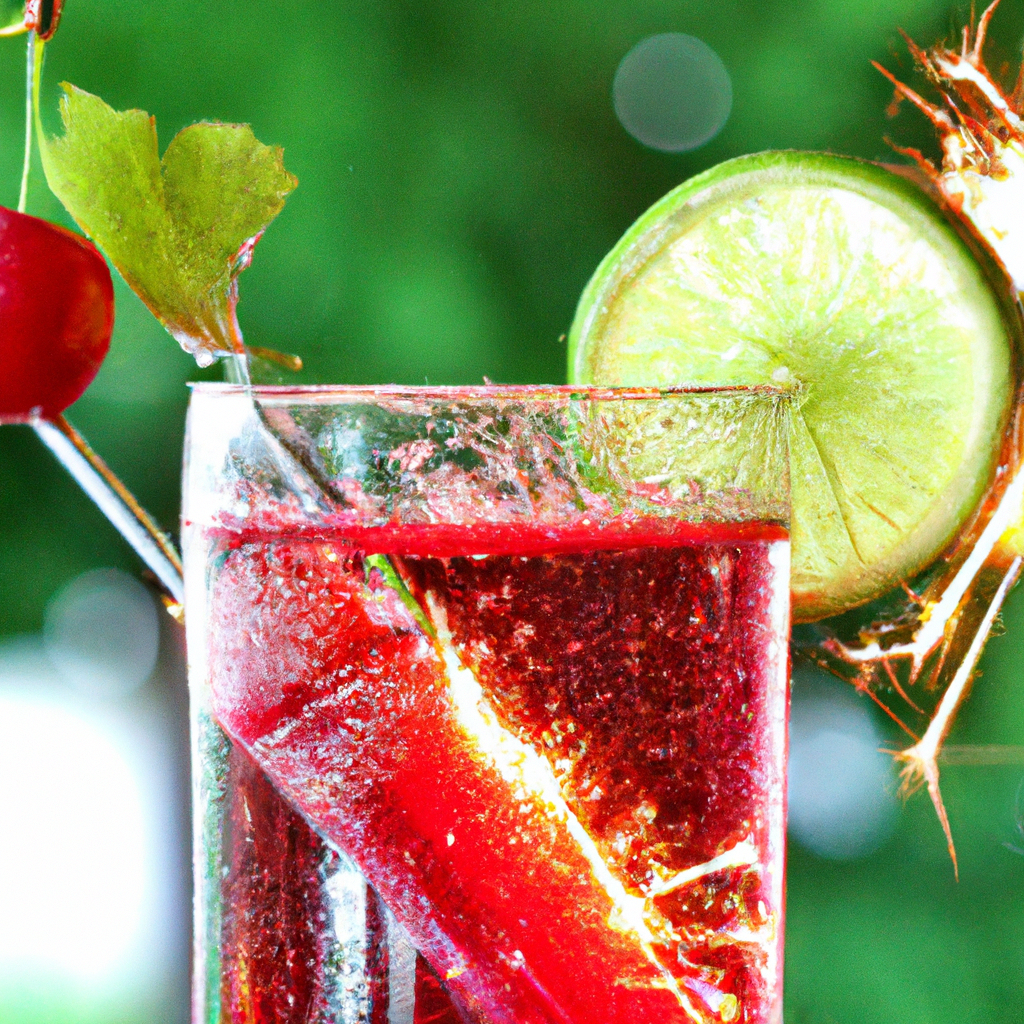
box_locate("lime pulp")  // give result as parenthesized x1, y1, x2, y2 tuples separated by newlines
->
(569, 152, 1017, 620)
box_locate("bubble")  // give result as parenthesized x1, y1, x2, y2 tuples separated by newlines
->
(44, 568, 160, 698)
(613, 33, 732, 152)
(787, 666, 899, 860)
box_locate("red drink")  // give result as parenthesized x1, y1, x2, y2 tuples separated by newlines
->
(184, 385, 791, 1024)
(201, 519, 787, 1024)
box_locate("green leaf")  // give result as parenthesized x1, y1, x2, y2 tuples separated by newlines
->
(38, 83, 297, 365)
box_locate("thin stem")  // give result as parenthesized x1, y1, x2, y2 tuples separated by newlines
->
(33, 415, 185, 605)
(17, 31, 37, 214)
(224, 350, 252, 385)
(31, 32, 44, 151)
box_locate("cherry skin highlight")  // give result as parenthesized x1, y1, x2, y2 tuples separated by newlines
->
(0, 206, 114, 424)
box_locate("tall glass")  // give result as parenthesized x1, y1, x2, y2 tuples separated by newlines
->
(182, 384, 791, 1024)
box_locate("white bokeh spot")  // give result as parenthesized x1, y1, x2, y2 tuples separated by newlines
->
(613, 33, 732, 153)
(788, 666, 899, 860)
(44, 568, 160, 698)
(0, 685, 147, 981)
(0, 602, 179, 1004)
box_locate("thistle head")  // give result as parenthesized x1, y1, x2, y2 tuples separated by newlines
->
(878, 0, 1024, 293)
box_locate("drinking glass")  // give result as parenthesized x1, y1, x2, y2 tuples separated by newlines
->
(182, 384, 791, 1024)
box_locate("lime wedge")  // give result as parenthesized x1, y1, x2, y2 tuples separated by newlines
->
(569, 152, 1017, 620)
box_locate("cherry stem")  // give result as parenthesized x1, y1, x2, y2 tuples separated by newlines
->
(17, 30, 36, 214)
(32, 415, 185, 607)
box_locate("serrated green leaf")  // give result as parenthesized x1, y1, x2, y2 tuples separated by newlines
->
(39, 83, 297, 365)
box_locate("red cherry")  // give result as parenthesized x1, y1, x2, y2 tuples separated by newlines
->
(0, 206, 114, 424)
(25, 0, 64, 40)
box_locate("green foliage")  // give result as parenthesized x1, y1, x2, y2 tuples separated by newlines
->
(0, 0, 22, 32)
(0, 2, 1023, 1023)
(39, 84, 296, 363)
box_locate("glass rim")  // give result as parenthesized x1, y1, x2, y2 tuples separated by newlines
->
(184, 378, 792, 535)
(188, 382, 791, 402)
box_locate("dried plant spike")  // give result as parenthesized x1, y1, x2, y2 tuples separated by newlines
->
(969, 0, 1000, 66)
(897, 553, 1022, 876)
(872, 61, 957, 137)
(821, 465, 1024, 865)
(881, 0, 1024, 293)
(827, 462, 1024, 675)
(842, 0, 1024, 861)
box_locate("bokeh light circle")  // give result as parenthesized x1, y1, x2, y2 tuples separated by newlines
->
(613, 33, 732, 152)
(0, 690, 147, 981)
(787, 666, 899, 861)
(44, 568, 160, 698)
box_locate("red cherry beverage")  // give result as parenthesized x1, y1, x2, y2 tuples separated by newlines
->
(198, 517, 788, 1024)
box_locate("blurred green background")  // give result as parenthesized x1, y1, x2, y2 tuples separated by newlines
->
(1, 0, 1023, 1021)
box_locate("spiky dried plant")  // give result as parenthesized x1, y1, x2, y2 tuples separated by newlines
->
(810, 0, 1024, 876)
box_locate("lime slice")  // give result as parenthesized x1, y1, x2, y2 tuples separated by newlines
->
(569, 152, 1017, 620)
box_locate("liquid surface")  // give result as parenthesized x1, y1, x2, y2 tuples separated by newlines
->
(203, 520, 789, 1024)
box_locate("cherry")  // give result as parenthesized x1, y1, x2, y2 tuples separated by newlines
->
(25, 0, 64, 40)
(0, 206, 114, 423)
